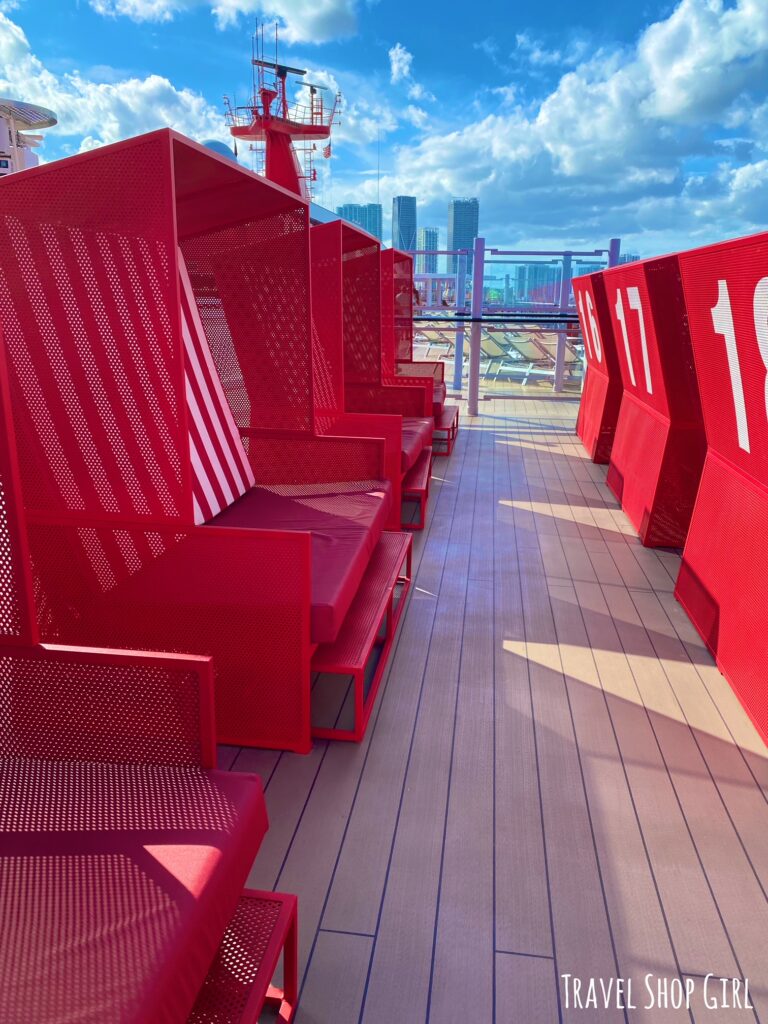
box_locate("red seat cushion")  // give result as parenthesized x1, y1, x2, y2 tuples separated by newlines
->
(0, 762, 266, 1024)
(401, 418, 433, 473)
(212, 481, 392, 643)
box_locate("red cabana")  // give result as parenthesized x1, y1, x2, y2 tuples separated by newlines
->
(0, 129, 411, 752)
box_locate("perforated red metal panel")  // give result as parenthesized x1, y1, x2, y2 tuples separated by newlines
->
(393, 250, 415, 363)
(342, 224, 383, 385)
(380, 248, 396, 377)
(310, 222, 345, 431)
(573, 271, 622, 463)
(0, 132, 189, 522)
(602, 255, 706, 546)
(0, 644, 214, 766)
(27, 518, 313, 751)
(676, 231, 768, 744)
(0, 342, 35, 644)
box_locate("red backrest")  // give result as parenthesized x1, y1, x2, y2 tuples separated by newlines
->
(602, 255, 700, 422)
(677, 231, 768, 474)
(310, 221, 345, 430)
(341, 223, 383, 385)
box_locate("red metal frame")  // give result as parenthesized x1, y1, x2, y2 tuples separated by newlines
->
(602, 255, 706, 546)
(675, 230, 768, 745)
(312, 532, 412, 742)
(433, 403, 459, 457)
(402, 448, 432, 531)
(188, 890, 299, 1024)
(573, 270, 623, 463)
(0, 129, 406, 753)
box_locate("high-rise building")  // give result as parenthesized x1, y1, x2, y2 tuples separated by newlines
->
(392, 196, 417, 251)
(618, 252, 641, 264)
(335, 202, 382, 240)
(416, 227, 438, 273)
(447, 197, 479, 273)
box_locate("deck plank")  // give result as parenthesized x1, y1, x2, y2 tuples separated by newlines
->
(232, 389, 768, 1023)
(496, 953, 560, 1024)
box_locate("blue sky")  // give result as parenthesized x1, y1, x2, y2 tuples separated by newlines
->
(2, 0, 768, 256)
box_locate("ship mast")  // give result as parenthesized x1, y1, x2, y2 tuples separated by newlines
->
(224, 26, 341, 200)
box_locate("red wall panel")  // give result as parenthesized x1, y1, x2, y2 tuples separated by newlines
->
(602, 255, 706, 546)
(573, 271, 622, 463)
(676, 230, 768, 744)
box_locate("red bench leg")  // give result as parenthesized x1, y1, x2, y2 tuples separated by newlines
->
(265, 903, 298, 1022)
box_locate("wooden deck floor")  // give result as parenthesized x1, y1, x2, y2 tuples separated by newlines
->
(222, 391, 768, 1024)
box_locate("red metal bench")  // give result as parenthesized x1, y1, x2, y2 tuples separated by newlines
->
(573, 270, 623, 463)
(0, 355, 300, 1022)
(601, 255, 706, 546)
(309, 220, 433, 530)
(383, 248, 459, 454)
(675, 230, 768, 745)
(0, 129, 411, 752)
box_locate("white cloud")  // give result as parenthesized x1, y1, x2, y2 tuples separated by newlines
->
(388, 42, 413, 84)
(407, 81, 435, 102)
(515, 31, 563, 67)
(335, 0, 768, 254)
(90, 0, 359, 41)
(405, 105, 428, 129)
(0, 12, 226, 152)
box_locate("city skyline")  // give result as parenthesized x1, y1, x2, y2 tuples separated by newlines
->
(334, 195, 480, 260)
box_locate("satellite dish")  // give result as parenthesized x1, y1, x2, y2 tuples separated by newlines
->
(0, 98, 57, 130)
(202, 139, 238, 162)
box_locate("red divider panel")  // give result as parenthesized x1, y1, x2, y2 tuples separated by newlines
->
(602, 255, 706, 546)
(573, 270, 622, 463)
(676, 231, 768, 744)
